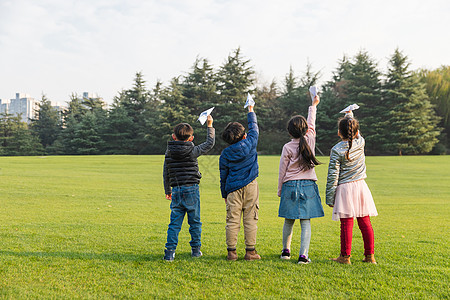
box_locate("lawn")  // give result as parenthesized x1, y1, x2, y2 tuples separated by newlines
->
(0, 155, 449, 299)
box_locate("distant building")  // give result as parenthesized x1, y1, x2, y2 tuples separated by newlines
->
(83, 92, 99, 99)
(0, 99, 8, 114)
(1, 93, 38, 123)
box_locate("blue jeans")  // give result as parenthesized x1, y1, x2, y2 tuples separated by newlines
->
(165, 184, 201, 250)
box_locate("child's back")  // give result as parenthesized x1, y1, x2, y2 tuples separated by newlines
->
(163, 118, 215, 262)
(219, 112, 258, 197)
(219, 105, 261, 261)
(326, 115, 378, 265)
(277, 97, 323, 264)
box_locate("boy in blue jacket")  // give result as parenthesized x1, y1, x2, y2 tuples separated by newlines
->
(219, 105, 260, 261)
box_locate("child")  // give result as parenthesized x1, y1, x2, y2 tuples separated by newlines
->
(163, 115, 215, 261)
(326, 112, 378, 264)
(219, 104, 260, 261)
(278, 95, 324, 264)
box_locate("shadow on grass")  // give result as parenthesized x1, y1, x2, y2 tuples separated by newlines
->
(0, 250, 336, 265)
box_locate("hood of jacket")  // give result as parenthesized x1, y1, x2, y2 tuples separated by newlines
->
(167, 141, 194, 160)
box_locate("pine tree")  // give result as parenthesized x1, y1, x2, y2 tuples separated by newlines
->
(279, 62, 321, 121)
(70, 112, 106, 155)
(182, 57, 218, 112)
(214, 47, 256, 151)
(336, 51, 383, 153)
(177, 57, 219, 153)
(382, 49, 441, 155)
(30, 94, 62, 152)
(0, 113, 44, 155)
(107, 72, 156, 154)
(159, 77, 197, 141)
(215, 48, 255, 119)
(255, 79, 285, 154)
(419, 66, 450, 153)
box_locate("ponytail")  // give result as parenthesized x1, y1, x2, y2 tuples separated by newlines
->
(338, 116, 359, 161)
(346, 119, 354, 160)
(287, 115, 321, 170)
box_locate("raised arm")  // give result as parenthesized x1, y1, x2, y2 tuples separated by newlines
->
(305, 95, 319, 139)
(192, 116, 215, 158)
(246, 106, 259, 146)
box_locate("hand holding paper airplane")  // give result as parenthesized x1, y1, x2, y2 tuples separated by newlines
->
(198, 107, 215, 125)
(244, 93, 255, 108)
(340, 104, 360, 113)
(309, 86, 320, 106)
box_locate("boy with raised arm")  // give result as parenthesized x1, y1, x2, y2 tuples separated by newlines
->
(219, 105, 260, 261)
(163, 115, 215, 261)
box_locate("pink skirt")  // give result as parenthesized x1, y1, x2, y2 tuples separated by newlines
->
(332, 180, 378, 221)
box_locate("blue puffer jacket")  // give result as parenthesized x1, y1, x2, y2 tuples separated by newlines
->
(219, 112, 259, 198)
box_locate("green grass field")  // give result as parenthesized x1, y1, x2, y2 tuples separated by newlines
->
(0, 155, 449, 299)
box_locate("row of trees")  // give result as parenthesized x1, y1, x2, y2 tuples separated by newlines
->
(1, 48, 449, 156)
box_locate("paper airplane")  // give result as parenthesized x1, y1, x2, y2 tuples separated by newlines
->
(340, 104, 360, 113)
(309, 86, 319, 101)
(197, 107, 214, 125)
(244, 93, 255, 108)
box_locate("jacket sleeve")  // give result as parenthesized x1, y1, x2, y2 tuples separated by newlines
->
(326, 147, 341, 205)
(278, 145, 289, 197)
(192, 127, 215, 158)
(246, 112, 259, 147)
(163, 154, 171, 195)
(305, 106, 317, 139)
(219, 154, 229, 199)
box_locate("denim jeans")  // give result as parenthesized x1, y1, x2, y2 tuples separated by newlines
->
(165, 184, 201, 250)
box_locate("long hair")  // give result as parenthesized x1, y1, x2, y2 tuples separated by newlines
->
(287, 115, 321, 170)
(338, 116, 360, 160)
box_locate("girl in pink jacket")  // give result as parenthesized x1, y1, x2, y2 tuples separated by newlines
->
(277, 95, 324, 264)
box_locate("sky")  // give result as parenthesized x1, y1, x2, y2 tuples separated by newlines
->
(1, 0, 449, 106)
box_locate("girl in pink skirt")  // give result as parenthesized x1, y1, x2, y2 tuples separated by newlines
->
(326, 112, 378, 264)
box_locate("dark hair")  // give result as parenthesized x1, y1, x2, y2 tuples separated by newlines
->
(287, 115, 321, 170)
(222, 122, 245, 145)
(338, 116, 360, 160)
(173, 123, 194, 141)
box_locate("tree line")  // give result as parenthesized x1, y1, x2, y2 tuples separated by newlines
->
(1, 47, 449, 156)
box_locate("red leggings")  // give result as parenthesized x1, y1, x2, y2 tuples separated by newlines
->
(340, 216, 374, 256)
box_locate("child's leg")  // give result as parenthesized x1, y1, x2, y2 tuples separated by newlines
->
(357, 216, 375, 255)
(242, 180, 259, 249)
(226, 189, 244, 250)
(282, 219, 295, 250)
(299, 219, 311, 257)
(340, 217, 354, 256)
(185, 185, 202, 249)
(166, 207, 186, 250)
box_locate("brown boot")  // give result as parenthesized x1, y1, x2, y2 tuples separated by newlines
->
(330, 255, 351, 264)
(362, 254, 377, 264)
(227, 248, 237, 261)
(244, 248, 261, 261)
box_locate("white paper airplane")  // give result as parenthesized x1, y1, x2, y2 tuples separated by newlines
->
(197, 107, 215, 125)
(244, 93, 255, 108)
(309, 86, 319, 101)
(340, 104, 360, 113)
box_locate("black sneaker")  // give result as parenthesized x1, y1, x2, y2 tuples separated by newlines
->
(191, 247, 203, 258)
(164, 249, 175, 262)
(298, 255, 311, 264)
(280, 249, 291, 260)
